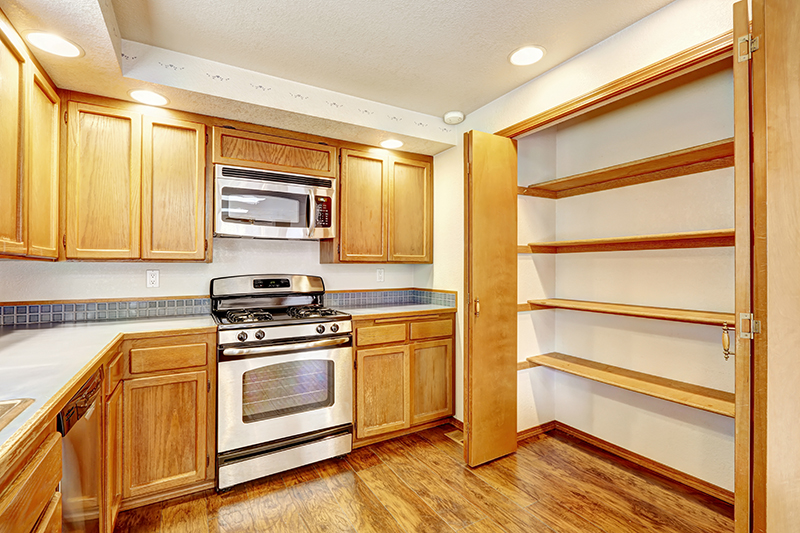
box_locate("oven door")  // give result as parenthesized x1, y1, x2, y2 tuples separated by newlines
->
(217, 338, 352, 453)
(215, 172, 335, 240)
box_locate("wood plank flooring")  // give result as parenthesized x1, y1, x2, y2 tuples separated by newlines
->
(114, 424, 734, 533)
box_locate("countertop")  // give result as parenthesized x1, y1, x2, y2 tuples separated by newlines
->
(0, 316, 216, 456)
(338, 304, 456, 320)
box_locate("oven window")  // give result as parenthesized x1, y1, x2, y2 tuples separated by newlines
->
(241, 360, 334, 423)
(221, 187, 309, 227)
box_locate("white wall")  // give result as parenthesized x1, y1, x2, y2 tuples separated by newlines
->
(0, 239, 416, 301)
(427, 0, 738, 489)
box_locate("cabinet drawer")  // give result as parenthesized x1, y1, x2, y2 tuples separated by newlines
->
(0, 432, 61, 533)
(130, 342, 208, 374)
(410, 319, 453, 340)
(356, 324, 407, 347)
(32, 492, 61, 533)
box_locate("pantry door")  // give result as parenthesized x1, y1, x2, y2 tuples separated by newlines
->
(463, 130, 518, 466)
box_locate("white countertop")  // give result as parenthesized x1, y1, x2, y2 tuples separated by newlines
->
(0, 316, 216, 452)
(338, 304, 456, 317)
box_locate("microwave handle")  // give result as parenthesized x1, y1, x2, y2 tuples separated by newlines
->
(308, 191, 317, 238)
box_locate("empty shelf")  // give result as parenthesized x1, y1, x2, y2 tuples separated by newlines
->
(519, 298, 735, 326)
(518, 138, 734, 199)
(518, 229, 735, 254)
(525, 352, 735, 418)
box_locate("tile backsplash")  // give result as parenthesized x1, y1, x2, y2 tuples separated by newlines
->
(324, 289, 455, 309)
(1, 298, 211, 327)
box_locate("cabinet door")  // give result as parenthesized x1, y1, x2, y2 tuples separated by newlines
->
(26, 70, 60, 259)
(356, 345, 410, 438)
(142, 116, 206, 260)
(212, 127, 336, 178)
(66, 102, 141, 259)
(104, 384, 123, 532)
(123, 371, 207, 498)
(339, 149, 388, 262)
(411, 339, 454, 425)
(0, 30, 26, 256)
(389, 156, 432, 263)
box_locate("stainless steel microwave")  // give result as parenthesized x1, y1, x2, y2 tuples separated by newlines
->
(214, 165, 335, 240)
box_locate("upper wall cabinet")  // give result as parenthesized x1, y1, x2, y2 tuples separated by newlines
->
(66, 101, 207, 261)
(0, 16, 60, 260)
(322, 149, 433, 264)
(212, 127, 337, 178)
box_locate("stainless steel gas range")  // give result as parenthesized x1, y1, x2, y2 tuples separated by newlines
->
(211, 274, 352, 490)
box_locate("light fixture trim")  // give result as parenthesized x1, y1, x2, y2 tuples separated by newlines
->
(24, 31, 84, 58)
(380, 139, 404, 149)
(129, 89, 169, 106)
(508, 45, 546, 66)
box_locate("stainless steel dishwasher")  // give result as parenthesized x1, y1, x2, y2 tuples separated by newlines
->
(57, 368, 103, 533)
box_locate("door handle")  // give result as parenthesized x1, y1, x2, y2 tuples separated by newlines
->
(475, 298, 480, 317)
(308, 191, 317, 238)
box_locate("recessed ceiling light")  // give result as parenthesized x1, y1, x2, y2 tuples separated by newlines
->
(24, 32, 83, 58)
(508, 45, 546, 66)
(380, 139, 404, 149)
(129, 90, 169, 106)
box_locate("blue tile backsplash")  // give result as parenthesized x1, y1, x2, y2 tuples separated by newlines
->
(0, 298, 211, 327)
(323, 289, 455, 309)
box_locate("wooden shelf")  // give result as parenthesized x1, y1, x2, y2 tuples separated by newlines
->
(524, 352, 735, 418)
(517, 138, 734, 199)
(518, 229, 735, 254)
(518, 298, 734, 326)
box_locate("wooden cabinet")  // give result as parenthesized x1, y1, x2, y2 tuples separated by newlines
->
(353, 311, 455, 444)
(123, 371, 208, 498)
(0, 15, 59, 260)
(65, 101, 206, 261)
(142, 116, 206, 260)
(104, 381, 122, 532)
(0, 26, 27, 257)
(389, 156, 433, 263)
(356, 345, 411, 438)
(212, 127, 337, 178)
(66, 102, 142, 259)
(324, 149, 433, 264)
(119, 331, 214, 503)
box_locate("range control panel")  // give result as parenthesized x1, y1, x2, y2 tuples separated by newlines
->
(315, 196, 332, 228)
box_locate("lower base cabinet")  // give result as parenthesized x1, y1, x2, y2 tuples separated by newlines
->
(122, 371, 208, 499)
(104, 383, 122, 533)
(353, 311, 455, 445)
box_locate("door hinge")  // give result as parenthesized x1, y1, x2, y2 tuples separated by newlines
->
(205, 133, 209, 145)
(204, 239, 208, 252)
(337, 243, 340, 254)
(353, 359, 357, 370)
(739, 313, 761, 339)
(207, 380, 211, 392)
(338, 154, 342, 164)
(738, 34, 760, 63)
(206, 454, 210, 467)
(64, 110, 68, 124)
(62, 235, 67, 249)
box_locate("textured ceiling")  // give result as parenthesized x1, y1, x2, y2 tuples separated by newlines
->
(111, 0, 676, 116)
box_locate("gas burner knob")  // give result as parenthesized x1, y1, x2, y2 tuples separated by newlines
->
(316, 325, 325, 334)
(330, 324, 339, 333)
(237, 332, 248, 342)
(255, 330, 265, 340)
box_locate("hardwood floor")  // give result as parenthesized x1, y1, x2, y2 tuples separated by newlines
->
(114, 424, 734, 533)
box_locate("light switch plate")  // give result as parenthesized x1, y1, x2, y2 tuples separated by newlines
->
(146, 270, 160, 288)
(376, 268, 385, 282)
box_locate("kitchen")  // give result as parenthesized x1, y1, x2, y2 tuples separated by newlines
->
(1, 0, 799, 532)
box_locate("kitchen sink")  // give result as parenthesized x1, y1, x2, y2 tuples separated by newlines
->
(0, 398, 34, 433)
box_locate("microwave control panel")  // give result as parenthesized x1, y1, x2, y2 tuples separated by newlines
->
(315, 197, 332, 228)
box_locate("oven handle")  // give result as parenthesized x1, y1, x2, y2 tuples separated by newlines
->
(307, 191, 317, 238)
(222, 336, 350, 357)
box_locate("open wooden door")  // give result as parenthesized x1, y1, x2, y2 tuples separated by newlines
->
(463, 130, 518, 466)
(732, 2, 755, 532)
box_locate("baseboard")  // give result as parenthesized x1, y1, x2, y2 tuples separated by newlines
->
(450, 418, 464, 431)
(513, 420, 733, 506)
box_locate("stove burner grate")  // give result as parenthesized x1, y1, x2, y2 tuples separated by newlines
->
(287, 305, 339, 319)
(226, 309, 274, 323)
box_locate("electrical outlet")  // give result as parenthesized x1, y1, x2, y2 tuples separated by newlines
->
(146, 270, 160, 288)
(376, 268, 385, 282)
